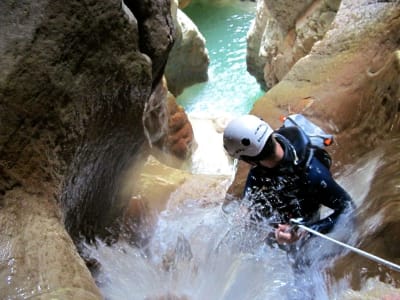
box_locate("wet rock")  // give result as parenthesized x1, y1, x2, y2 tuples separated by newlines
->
(162, 92, 196, 159)
(0, 188, 102, 298)
(123, 155, 230, 244)
(130, 155, 190, 213)
(165, 1, 209, 96)
(142, 78, 196, 165)
(0, 0, 174, 298)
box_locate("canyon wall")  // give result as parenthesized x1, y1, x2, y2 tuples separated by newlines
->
(0, 0, 180, 297)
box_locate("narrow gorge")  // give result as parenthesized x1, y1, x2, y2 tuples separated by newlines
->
(0, 0, 399, 299)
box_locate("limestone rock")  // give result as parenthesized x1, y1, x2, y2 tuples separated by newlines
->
(231, 0, 400, 198)
(165, 5, 209, 96)
(0, 0, 174, 298)
(0, 188, 102, 298)
(142, 78, 195, 165)
(123, 155, 230, 245)
(163, 92, 196, 159)
(246, 0, 270, 90)
(247, 0, 340, 89)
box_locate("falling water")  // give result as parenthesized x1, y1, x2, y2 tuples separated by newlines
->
(85, 146, 390, 299)
(85, 1, 400, 299)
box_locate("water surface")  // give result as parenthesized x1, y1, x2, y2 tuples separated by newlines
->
(177, 1, 263, 117)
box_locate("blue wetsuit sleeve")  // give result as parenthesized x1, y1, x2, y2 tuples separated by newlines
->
(306, 158, 355, 233)
(243, 167, 273, 201)
(243, 167, 261, 197)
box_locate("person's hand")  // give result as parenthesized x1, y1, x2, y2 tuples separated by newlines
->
(274, 224, 300, 244)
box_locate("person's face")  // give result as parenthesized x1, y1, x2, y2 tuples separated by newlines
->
(258, 141, 284, 168)
(241, 139, 284, 168)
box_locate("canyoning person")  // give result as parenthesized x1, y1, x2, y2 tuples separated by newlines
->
(222, 114, 355, 248)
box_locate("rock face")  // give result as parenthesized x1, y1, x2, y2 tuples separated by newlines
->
(228, 0, 400, 289)
(0, 0, 175, 297)
(165, 2, 209, 96)
(247, 0, 341, 89)
(162, 92, 196, 159)
(231, 0, 400, 199)
(142, 78, 196, 166)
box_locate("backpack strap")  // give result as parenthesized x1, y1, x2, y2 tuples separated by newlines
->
(276, 126, 311, 164)
(310, 146, 332, 170)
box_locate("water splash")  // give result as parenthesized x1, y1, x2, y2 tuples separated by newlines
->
(84, 140, 390, 299)
(188, 115, 235, 176)
(86, 200, 299, 300)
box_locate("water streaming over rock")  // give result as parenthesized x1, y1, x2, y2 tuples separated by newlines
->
(85, 1, 400, 299)
(85, 145, 393, 299)
(88, 137, 395, 300)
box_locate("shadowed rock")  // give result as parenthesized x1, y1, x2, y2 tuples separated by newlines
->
(0, 0, 175, 297)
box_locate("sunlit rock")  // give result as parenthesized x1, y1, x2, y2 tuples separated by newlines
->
(130, 155, 190, 213)
(229, 0, 400, 293)
(162, 92, 196, 159)
(165, 2, 209, 96)
(128, 155, 230, 212)
(178, 0, 192, 9)
(341, 277, 400, 299)
(247, 0, 340, 89)
(143, 78, 195, 166)
(232, 0, 400, 195)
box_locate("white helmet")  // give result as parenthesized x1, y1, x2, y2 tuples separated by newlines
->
(223, 115, 273, 158)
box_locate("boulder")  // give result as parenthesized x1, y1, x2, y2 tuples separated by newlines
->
(165, 2, 209, 96)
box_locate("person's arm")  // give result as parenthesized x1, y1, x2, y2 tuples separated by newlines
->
(305, 157, 355, 233)
(242, 167, 276, 222)
(275, 158, 354, 244)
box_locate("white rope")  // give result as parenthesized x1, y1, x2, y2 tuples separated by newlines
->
(290, 218, 400, 273)
(221, 203, 400, 272)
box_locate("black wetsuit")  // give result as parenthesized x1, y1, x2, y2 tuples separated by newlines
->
(244, 126, 354, 234)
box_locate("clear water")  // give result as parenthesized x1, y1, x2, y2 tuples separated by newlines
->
(177, 1, 263, 118)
